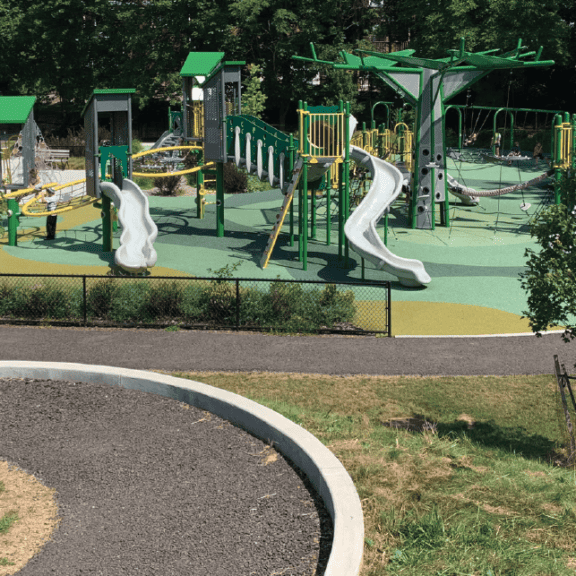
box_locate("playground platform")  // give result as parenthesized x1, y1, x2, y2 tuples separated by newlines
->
(0, 158, 554, 337)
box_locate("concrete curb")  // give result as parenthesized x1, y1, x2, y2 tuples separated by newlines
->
(0, 361, 364, 576)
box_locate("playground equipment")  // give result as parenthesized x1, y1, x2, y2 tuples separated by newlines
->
(346, 146, 430, 287)
(173, 51, 431, 286)
(0, 96, 36, 190)
(446, 104, 562, 154)
(294, 38, 555, 230)
(83, 88, 158, 273)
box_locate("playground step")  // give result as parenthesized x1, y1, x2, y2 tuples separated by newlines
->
(260, 158, 304, 269)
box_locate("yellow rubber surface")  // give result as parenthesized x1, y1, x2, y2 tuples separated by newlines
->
(391, 301, 533, 336)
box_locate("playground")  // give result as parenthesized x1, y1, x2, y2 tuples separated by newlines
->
(0, 156, 552, 336)
(4, 39, 576, 576)
(0, 44, 571, 336)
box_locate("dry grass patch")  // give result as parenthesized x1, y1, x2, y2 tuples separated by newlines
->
(0, 461, 60, 576)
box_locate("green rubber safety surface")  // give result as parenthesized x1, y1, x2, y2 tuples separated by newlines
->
(0, 159, 554, 335)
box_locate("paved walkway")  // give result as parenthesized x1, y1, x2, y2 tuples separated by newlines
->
(1, 326, 575, 376)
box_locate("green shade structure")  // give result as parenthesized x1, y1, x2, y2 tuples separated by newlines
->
(0, 96, 36, 124)
(0, 96, 37, 190)
(294, 39, 554, 229)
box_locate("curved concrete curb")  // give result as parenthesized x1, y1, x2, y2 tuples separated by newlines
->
(0, 361, 364, 576)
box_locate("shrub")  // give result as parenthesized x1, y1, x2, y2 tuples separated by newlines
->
(205, 280, 237, 323)
(144, 281, 183, 318)
(223, 162, 248, 194)
(154, 175, 182, 196)
(0, 273, 358, 333)
(86, 278, 119, 319)
(180, 282, 209, 322)
(109, 281, 152, 323)
(314, 283, 356, 326)
(261, 281, 306, 325)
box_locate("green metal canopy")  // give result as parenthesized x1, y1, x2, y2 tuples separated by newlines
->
(0, 96, 36, 124)
(180, 52, 226, 77)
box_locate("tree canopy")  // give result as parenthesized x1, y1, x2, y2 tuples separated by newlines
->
(0, 0, 574, 128)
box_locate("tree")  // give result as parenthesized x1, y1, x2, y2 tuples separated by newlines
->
(241, 64, 267, 118)
(376, 0, 572, 110)
(227, 0, 380, 128)
(520, 171, 576, 341)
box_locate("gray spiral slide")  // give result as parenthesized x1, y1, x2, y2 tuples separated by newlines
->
(345, 146, 431, 287)
(99, 179, 158, 273)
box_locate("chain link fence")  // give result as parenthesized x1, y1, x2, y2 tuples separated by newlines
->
(0, 274, 391, 335)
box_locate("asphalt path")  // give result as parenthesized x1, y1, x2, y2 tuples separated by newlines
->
(2, 325, 576, 376)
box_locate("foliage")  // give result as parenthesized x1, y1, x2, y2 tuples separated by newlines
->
(521, 171, 576, 341)
(1, 0, 574, 126)
(132, 176, 155, 191)
(132, 139, 144, 155)
(376, 0, 571, 110)
(222, 162, 248, 194)
(241, 64, 267, 118)
(153, 175, 182, 196)
(0, 274, 358, 333)
(227, 0, 379, 127)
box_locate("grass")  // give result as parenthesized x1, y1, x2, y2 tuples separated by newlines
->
(66, 156, 85, 170)
(167, 371, 576, 576)
(0, 479, 17, 566)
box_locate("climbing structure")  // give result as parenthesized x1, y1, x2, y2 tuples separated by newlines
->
(293, 39, 555, 229)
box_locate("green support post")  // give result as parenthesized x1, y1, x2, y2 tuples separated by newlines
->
(301, 102, 309, 271)
(384, 211, 388, 246)
(338, 100, 345, 260)
(216, 162, 224, 237)
(572, 114, 576, 171)
(7, 198, 19, 247)
(289, 135, 295, 246)
(102, 194, 113, 252)
(338, 161, 344, 260)
(554, 114, 563, 205)
(311, 182, 317, 240)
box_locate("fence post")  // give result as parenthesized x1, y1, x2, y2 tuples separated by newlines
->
(554, 354, 576, 461)
(83, 275, 87, 327)
(236, 279, 240, 328)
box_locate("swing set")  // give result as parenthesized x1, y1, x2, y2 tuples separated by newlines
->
(446, 104, 563, 156)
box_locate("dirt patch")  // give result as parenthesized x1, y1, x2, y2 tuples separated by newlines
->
(0, 461, 60, 575)
(382, 416, 438, 433)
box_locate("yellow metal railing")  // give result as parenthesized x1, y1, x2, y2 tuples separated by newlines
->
(556, 122, 573, 169)
(362, 128, 379, 156)
(380, 129, 392, 157)
(299, 111, 345, 158)
(393, 122, 414, 172)
(190, 101, 204, 139)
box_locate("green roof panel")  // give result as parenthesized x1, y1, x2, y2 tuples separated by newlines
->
(180, 52, 225, 77)
(0, 96, 36, 124)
